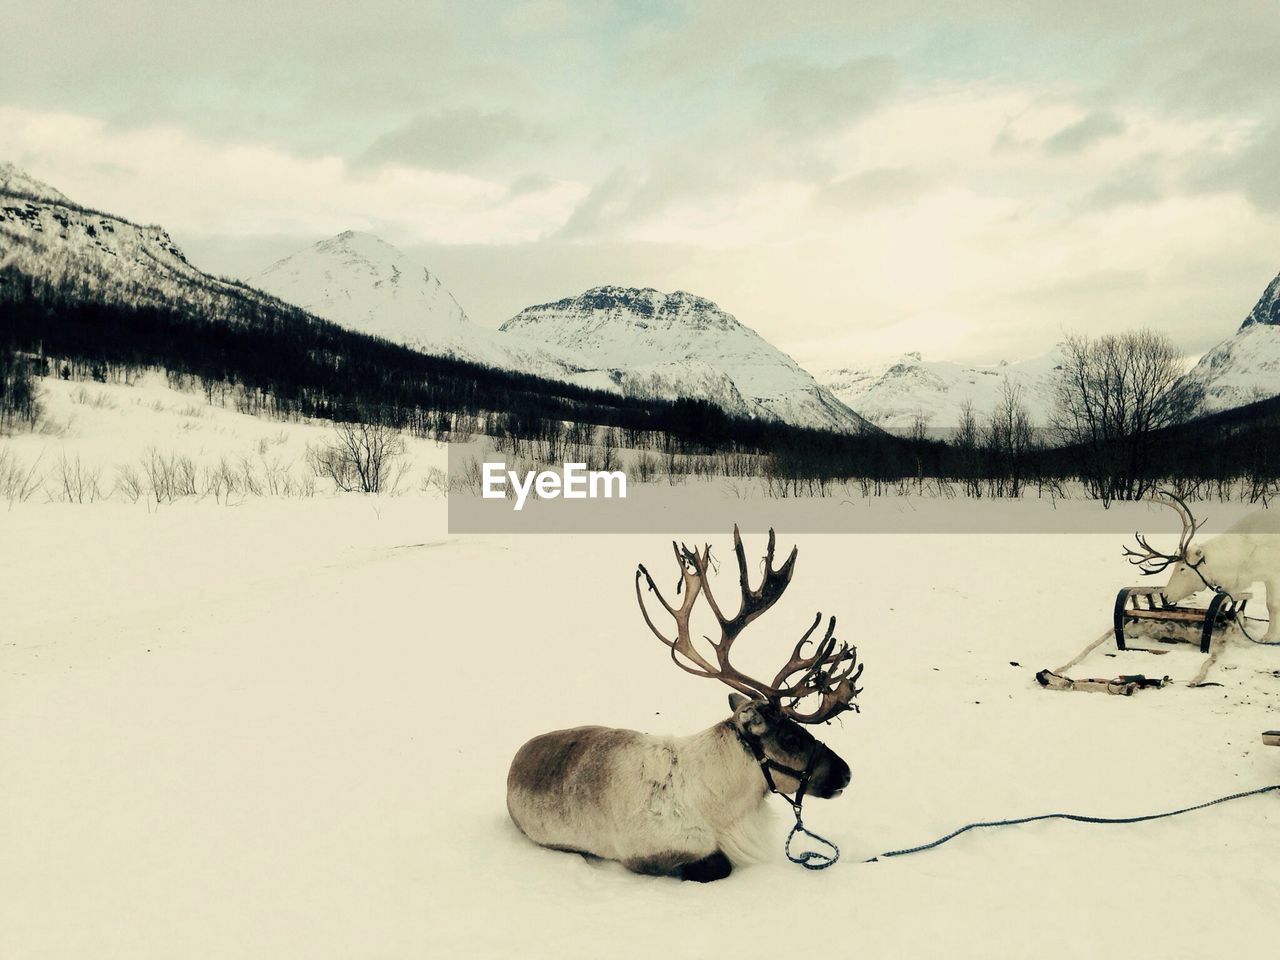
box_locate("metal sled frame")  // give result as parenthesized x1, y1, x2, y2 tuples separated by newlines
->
(1113, 586, 1249, 654)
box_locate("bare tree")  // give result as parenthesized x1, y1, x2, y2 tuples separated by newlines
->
(908, 411, 931, 492)
(953, 399, 982, 498)
(981, 379, 1035, 497)
(309, 420, 406, 494)
(53, 454, 102, 503)
(1051, 330, 1200, 503)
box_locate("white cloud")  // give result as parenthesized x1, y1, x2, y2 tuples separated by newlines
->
(0, 106, 588, 245)
(539, 86, 1278, 366)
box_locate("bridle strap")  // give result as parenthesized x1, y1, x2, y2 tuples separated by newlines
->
(734, 728, 840, 869)
(737, 728, 817, 807)
(1188, 556, 1219, 593)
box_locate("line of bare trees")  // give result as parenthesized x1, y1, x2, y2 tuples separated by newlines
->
(948, 380, 1037, 498)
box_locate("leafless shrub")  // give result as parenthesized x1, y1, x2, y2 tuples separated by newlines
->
(171, 453, 198, 499)
(238, 455, 264, 497)
(70, 386, 117, 410)
(52, 453, 102, 503)
(632, 451, 660, 483)
(113, 464, 146, 503)
(139, 447, 197, 503)
(664, 450, 689, 485)
(307, 421, 406, 493)
(286, 473, 316, 498)
(0, 447, 44, 504)
(202, 458, 238, 503)
(421, 466, 449, 496)
(449, 456, 485, 493)
(200, 452, 315, 502)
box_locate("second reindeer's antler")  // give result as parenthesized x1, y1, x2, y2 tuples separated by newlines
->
(635, 526, 863, 723)
(1122, 490, 1204, 575)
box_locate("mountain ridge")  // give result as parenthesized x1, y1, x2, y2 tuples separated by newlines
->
(1239, 269, 1280, 330)
(501, 286, 874, 432)
(820, 351, 1061, 432)
(250, 230, 874, 432)
(1179, 266, 1280, 413)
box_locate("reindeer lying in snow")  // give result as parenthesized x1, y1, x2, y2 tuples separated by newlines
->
(506, 528, 861, 882)
(1124, 492, 1280, 641)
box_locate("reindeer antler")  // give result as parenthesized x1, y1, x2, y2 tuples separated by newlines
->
(1122, 490, 1204, 575)
(635, 526, 862, 723)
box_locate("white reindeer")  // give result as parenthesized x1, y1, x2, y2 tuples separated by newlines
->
(1124, 492, 1280, 641)
(506, 528, 861, 881)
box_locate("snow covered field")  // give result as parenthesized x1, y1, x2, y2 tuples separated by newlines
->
(2, 381, 1278, 960)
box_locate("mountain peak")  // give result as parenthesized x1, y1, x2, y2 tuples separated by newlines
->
(820, 352, 1060, 431)
(1240, 269, 1280, 329)
(505, 286, 742, 334)
(310, 229, 411, 264)
(0, 162, 72, 205)
(1180, 265, 1280, 413)
(327, 228, 391, 248)
(251, 231, 470, 347)
(498, 285, 873, 431)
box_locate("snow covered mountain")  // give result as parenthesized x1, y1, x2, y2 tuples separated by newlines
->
(821, 352, 1060, 433)
(0, 162, 71, 204)
(499, 287, 873, 431)
(1180, 269, 1280, 413)
(2, 165, 866, 433)
(248, 232, 619, 386)
(251, 238, 872, 431)
(252, 232, 472, 351)
(0, 165, 275, 315)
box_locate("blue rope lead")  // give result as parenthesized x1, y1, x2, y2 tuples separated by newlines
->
(786, 818, 840, 869)
(867, 783, 1280, 862)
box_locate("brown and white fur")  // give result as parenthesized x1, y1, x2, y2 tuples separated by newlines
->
(507, 694, 850, 882)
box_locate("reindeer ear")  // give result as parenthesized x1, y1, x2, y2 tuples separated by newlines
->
(1188, 544, 1205, 562)
(727, 693, 749, 711)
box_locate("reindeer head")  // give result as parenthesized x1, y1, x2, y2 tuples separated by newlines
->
(725, 693, 851, 798)
(635, 526, 860, 799)
(1123, 491, 1209, 603)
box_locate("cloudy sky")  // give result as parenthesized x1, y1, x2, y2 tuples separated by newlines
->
(3, 0, 1279, 368)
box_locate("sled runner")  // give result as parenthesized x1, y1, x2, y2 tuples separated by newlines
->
(1113, 586, 1249, 654)
(1037, 587, 1251, 695)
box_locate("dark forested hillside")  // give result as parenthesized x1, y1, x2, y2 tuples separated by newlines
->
(0, 261, 908, 470)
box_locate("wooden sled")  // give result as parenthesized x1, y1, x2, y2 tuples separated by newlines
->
(1037, 587, 1251, 695)
(1113, 586, 1250, 653)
